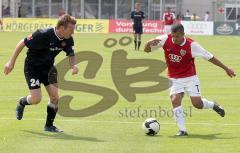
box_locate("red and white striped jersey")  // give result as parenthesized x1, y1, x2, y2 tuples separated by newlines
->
(163, 12, 175, 25)
(153, 34, 213, 78)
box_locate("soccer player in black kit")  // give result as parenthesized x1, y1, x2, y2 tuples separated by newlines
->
(131, 2, 145, 50)
(4, 15, 79, 132)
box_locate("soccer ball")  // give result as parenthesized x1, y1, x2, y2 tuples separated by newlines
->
(142, 118, 160, 136)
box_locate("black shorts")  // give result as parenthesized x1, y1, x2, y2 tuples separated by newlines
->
(133, 24, 143, 34)
(24, 59, 57, 90)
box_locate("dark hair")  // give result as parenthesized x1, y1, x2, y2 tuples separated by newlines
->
(56, 14, 77, 28)
(171, 24, 184, 33)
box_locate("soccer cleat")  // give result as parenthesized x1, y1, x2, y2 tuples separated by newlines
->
(176, 130, 188, 136)
(16, 98, 25, 120)
(44, 125, 63, 133)
(213, 102, 225, 117)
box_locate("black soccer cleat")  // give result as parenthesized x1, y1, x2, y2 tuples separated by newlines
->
(44, 125, 63, 133)
(16, 98, 25, 120)
(213, 102, 225, 117)
(176, 130, 188, 136)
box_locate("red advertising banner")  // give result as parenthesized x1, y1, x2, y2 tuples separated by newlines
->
(109, 19, 164, 34)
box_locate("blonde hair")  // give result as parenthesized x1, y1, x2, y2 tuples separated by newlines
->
(56, 14, 77, 28)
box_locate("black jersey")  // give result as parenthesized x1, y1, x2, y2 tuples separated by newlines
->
(24, 27, 74, 67)
(131, 11, 145, 26)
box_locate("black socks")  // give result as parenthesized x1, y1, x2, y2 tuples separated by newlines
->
(134, 40, 137, 50)
(45, 103, 58, 127)
(19, 97, 30, 107)
(138, 41, 141, 50)
(134, 39, 141, 51)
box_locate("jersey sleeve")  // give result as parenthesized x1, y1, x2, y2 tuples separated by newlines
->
(172, 13, 176, 20)
(142, 12, 145, 19)
(162, 13, 166, 21)
(191, 42, 213, 60)
(64, 37, 75, 56)
(155, 34, 168, 47)
(24, 29, 47, 49)
(131, 12, 134, 19)
(150, 34, 168, 52)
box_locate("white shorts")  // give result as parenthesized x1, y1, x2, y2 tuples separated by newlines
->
(169, 75, 201, 97)
(164, 25, 172, 34)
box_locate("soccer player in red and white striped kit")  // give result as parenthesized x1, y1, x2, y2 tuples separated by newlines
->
(163, 7, 175, 34)
(144, 24, 236, 136)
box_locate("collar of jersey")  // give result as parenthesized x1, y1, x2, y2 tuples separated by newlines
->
(172, 37, 186, 46)
(54, 27, 64, 41)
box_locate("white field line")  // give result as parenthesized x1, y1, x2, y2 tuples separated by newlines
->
(0, 117, 239, 126)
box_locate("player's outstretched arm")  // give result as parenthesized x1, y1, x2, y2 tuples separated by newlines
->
(68, 56, 79, 75)
(209, 57, 236, 78)
(144, 40, 152, 53)
(144, 39, 161, 53)
(4, 39, 25, 75)
(191, 42, 236, 78)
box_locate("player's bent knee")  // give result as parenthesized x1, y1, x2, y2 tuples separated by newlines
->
(31, 96, 42, 104)
(172, 100, 181, 107)
(192, 103, 202, 109)
(171, 95, 182, 107)
(191, 97, 203, 109)
(50, 95, 59, 103)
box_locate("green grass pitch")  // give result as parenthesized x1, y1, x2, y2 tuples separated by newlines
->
(0, 32, 240, 153)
